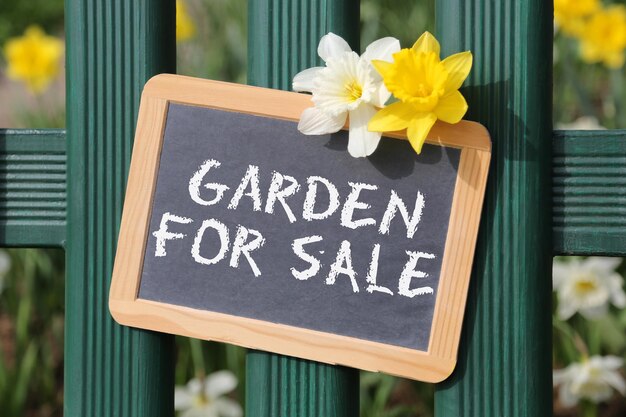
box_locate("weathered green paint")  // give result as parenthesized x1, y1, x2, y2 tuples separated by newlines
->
(5, 128, 624, 258)
(434, 1, 553, 417)
(0, 129, 66, 247)
(64, 1, 176, 416)
(553, 130, 626, 256)
(246, 1, 360, 416)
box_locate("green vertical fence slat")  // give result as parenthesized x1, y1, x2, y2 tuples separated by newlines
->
(0, 129, 66, 247)
(248, 0, 360, 90)
(246, 0, 360, 416)
(64, 1, 176, 416)
(435, 1, 553, 417)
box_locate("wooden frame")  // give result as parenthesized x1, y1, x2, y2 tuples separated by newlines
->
(109, 74, 491, 382)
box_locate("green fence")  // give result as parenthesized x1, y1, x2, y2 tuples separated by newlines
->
(1, 0, 625, 416)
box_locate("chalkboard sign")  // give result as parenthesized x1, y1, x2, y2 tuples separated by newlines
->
(110, 74, 491, 382)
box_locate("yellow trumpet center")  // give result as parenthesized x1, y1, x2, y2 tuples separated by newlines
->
(574, 278, 597, 295)
(345, 81, 363, 102)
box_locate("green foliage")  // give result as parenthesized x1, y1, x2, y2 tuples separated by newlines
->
(0, 0, 64, 47)
(0, 249, 64, 417)
(177, 0, 248, 83)
(361, 0, 434, 48)
(174, 338, 247, 409)
(361, 372, 434, 417)
(13, 104, 65, 129)
(553, 35, 626, 129)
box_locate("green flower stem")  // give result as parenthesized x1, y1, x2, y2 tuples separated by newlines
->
(586, 319, 601, 356)
(189, 338, 206, 380)
(552, 317, 581, 363)
(610, 68, 625, 128)
(581, 401, 598, 417)
(561, 36, 596, 119)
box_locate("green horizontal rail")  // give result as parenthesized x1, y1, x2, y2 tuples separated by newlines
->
(0, 129, 66, 248)
(1, 129, 624, 256)
(553, 129, 626, 256)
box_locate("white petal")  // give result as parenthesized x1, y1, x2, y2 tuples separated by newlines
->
(312, 52, 362, 116)
(609, 280, 626, 308)
(553, 369, 566, 385)
(318, 32, 352, 62)
(603, 371, 626, 394)
(205, 371, 238, 400)
(369, 84, 392, 108)
(182, 405, 218, 417)
(599, 355, 624, 370)
(174, 387, 195, 410)
(361, 37, 401, 63)
(347, 104, 381, 158)
(552, 260, 571, 289)
(585, 257, 621, 273)
(580, 303, 608, 319)
(292, 67, 323, 92)
(186, 378, 203, 395)
(214, 398, 243, 417)
(557, 298, 578, 321)
(558, 384, 579, 407)
(298, 107, 346, 135)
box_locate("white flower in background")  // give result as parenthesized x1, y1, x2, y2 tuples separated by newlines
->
(553, 257, 626, 320)
(554, 355, 626, 407)
(292, 32, 400, 158)
(175, 370, 242, 417)
(556, 116, 606, 130)
(0, 250, 11, 295)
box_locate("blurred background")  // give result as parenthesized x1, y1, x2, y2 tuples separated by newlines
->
(0, 0, 625, 416)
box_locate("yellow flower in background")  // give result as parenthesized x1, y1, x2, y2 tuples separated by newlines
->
(579, 5, 626, 69)
(176, 0, 196, 42)
(3, 26, 63, 94)
(368, 32, 472, 154)
(554, 0, 599, 36)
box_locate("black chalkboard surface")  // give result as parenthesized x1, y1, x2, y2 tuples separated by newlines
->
(110, 75, 491, 382)
(138, 103, 459, 351)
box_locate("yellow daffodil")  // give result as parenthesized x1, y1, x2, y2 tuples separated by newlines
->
(176, 0, 196, 42)
(579, 5, 626, 69)
(554, 0, 599, 36)
(367, 32, 472, 154)
(3, 26, 63, 94)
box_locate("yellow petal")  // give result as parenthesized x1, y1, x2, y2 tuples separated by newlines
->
(434, 91, 468, 124)
(407, 113, 437, 154)
(605, 52, 625, 69)
(441, 51, 473, 92)
(371, 59, 394, 79)
(367, 101, 414, 132)
(411, 31, 440, 56)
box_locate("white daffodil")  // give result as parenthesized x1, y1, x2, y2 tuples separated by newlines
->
(556, 116, 606, 130)
(292, 32, 400, 158)
(553, 257, 626, 320)
(175, 370, 242, 417)
(554, 356, 626, 407)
